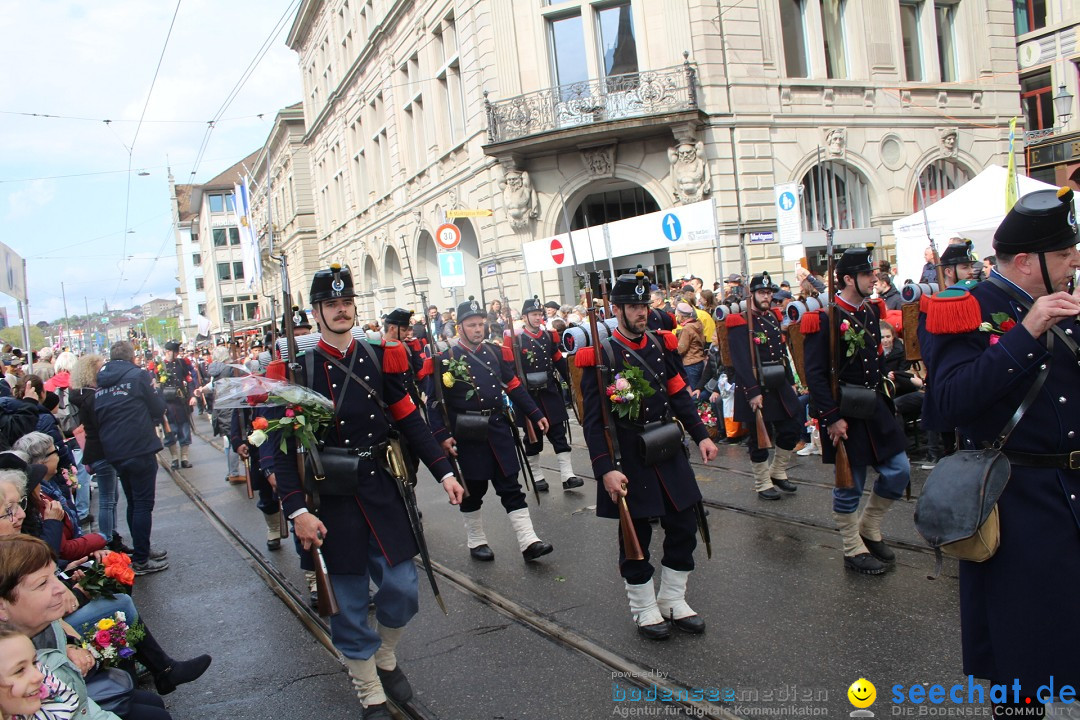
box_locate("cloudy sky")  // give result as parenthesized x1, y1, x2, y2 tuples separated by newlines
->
(0, 0, 302, 329)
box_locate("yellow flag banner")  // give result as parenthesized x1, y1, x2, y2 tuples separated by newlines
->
(1005, 117, 1019, 211)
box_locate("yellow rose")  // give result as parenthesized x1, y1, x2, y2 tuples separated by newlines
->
(442, 372, 455, 388)
(96, 618, 115, 631)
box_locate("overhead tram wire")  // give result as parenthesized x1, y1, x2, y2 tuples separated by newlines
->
(186, 0, 299, 183)
(113, 0, 184, 304)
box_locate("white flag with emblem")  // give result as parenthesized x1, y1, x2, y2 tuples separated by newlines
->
(234, 177, 262, 290)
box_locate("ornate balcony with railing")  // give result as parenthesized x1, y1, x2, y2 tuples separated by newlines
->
(484, 58, 699, 148)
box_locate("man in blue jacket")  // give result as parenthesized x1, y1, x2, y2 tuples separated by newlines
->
(94, 341, 169, 575)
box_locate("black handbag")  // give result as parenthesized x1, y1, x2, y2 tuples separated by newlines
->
(914, 339, 1050, 574)
(759, 362, 787, 390)
(304, 447, 362, 496)
(525, 371, 549, 390)
(454, 412, 491, 442)
(85, 666, 134, 716)
(838, 383, 877, 420)
(636, 421, 685, 466)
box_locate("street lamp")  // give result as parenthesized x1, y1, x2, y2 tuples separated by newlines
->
(1054, 84, 1074, 126)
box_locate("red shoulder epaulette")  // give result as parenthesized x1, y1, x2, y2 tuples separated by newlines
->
(925, 290, 982, 335)
(919, 294, 933, 315)
(550, 330, 560, 344)
(658, 330, 679, 352)
(771, 308, 784, 323)
(869, 297, 887, 318)
(264, 359, 287, 381)
(382, 341, 408, 373)
(725, 314, 747, 328)
(574, 346, 597, 367)
(418, 356, 434, 380)
(406, 338, 422, 353)
(800, 311, 822, 334)
(501, 344, 515, 362)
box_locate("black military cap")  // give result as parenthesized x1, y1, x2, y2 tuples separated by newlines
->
(456, 295, 485, 322)
(749, 272, 778, 293)
(836, 244, 875, 279)
(994, 187, 1078, 255)
(521, 296, 544, 316)
(283, 305, 311, 332)
(384, 308, 414, 328)
(164, 341, 181, 353)
(309, 263, 355, 304)
(609, 267, 651, 304)
(543, 300, 561, 310)
(940, 240, 976, 266)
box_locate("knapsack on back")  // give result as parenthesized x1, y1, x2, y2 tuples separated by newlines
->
(55, 387, 81, 434)
(0, 398, 39, 451)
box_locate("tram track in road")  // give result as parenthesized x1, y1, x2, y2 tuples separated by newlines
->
(181, 425, 738, 720)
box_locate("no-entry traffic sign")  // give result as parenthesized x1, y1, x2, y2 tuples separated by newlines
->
(435, 223, 461, 250)
(550, 238, 565, 265)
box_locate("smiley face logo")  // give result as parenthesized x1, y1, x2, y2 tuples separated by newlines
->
(848, 678, 876, 709)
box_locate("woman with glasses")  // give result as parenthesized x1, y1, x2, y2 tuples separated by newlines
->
(12, 433, 106, 563)
(0, 471, 211, 699)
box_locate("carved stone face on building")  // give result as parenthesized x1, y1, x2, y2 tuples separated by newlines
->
(677, 144, 697, 163)
(507, 175, 522, 189)
(826, 128, 846, 155)
(940, 129, 958, 154)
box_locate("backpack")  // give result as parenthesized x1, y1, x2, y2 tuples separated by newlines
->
(0, 399, 39, 451)
(55, 387, 81, 434)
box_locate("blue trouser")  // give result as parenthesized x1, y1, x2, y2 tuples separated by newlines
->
(684, 361, 704, 392)
(328, 534, 419, 660)
(163, 418, 191, 447)
(71, 445, 92, 521)
(832, 450, 910, 514)
(112, 454, 158, 563)
(66, 592, 139, 633)
(92, 460, 120, 542)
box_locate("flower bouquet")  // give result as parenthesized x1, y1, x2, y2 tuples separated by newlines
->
(77, 553, 135, 600)
(79, 612, 144, 668)
(979, 313, 1017, 346)
(604, 366, 655, 421)
(697, 400, 720, 440)
(441, 357, 476, 400)
(213, 371, 335, 454)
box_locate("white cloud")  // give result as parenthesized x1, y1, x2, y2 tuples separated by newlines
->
(5, 180, 55, 220)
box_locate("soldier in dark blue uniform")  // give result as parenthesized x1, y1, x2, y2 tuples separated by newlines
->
(159, 341, 197, 470)
(382, 308, 424, 413)
(271, 264, 465, 720)
(423, 296, 553, 563)
(925, 187, 1080, 714)
(727, 272, 802, 501)
(917, 240, 979, 464)
(801, 246, 909, 575)
(576, 271, 719, 640)
(512, 296, 583, 492)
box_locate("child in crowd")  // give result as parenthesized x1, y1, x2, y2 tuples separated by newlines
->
(0, 625, 79, 720)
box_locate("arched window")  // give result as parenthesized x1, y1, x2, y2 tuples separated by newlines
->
(913, 160, 972, 208)
(568, 184, 659, 230)
(800, 163, 871, 231)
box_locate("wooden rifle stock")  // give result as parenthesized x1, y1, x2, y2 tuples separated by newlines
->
(312, 544, 339, 617)
(278, 500, 289, 539)
(586, 284, 644, 561)
(243, 457, 254, 500)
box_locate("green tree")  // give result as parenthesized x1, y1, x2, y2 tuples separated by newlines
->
(0, 326, 46, 350)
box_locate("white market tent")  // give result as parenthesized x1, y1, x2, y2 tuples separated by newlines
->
(892, 165, 1063, 285)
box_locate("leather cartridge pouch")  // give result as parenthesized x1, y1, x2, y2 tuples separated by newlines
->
(525, 371, 549, 390)
(453, 412, 491, 442)
(838, 383, 877, 420)
(304, 447, 363, 496)
(915, 449, 1010, 563)
(759, 362, 787, 390)
(636, 421, 685, 467)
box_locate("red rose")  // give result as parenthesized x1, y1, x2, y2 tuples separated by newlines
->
(1000, 319, 1016, 331)
(252, 417, 269, 431)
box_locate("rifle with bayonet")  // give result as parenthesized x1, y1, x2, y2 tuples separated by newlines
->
(584, 272, 644, 561)
(384, 433, 447, 614)
(276, 252, 339, 617)
(825, 221, 855, 490)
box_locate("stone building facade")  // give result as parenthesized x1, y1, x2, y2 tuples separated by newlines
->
(283, 0, 1021, 317)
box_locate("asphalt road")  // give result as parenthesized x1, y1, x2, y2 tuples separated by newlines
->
(125, 414, 973, 720)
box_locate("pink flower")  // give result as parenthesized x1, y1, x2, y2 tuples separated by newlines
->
(839, 320, 850, 332)
(753, 337, 762, 345)
(284, 409, 295, 417)
(95, 629, 112, 647)
(614, 378, 630, 391)
(605, 385, 616, 395)
(989, 334, 1000, 345)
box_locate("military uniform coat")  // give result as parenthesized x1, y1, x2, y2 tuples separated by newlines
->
(727, 308, 799, 425)
(512, 326, 569, 425)
(801, 296, 906, 466)
(422, 340, 544, 480)
(576, 329, 709, 520)
(158, 357, 196, 428)
(925, 272, 1080, 688)
(272, 338, 453, 575)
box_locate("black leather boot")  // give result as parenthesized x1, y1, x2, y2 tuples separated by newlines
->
(136, 624, 212, 695)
